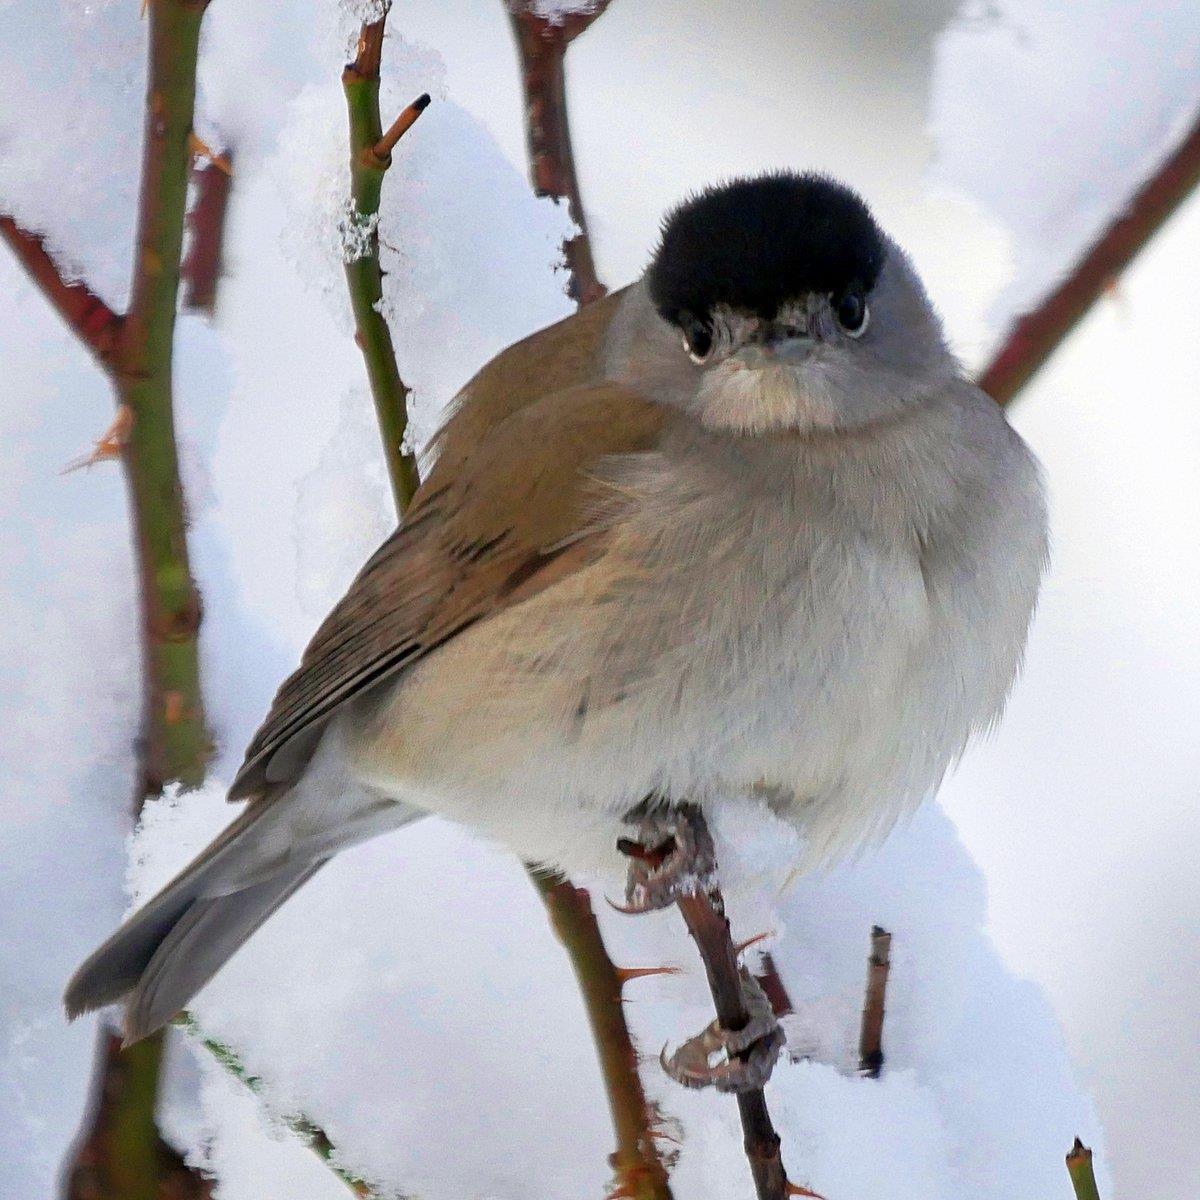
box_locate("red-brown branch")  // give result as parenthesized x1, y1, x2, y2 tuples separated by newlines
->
(506, 1, 612, 306)
(0, 215, 121, 367)
(981, 105, 1200, 405)
(857, 925, 892, 1078)
(183, 151, 234, 314)
(676, 885, 790, 1200)
(756, 952, 795, 1019)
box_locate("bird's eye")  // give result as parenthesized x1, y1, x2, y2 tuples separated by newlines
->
(680, 313, 713, 364)
(835, 290, 870, 338)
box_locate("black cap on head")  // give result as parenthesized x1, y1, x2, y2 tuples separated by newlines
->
(648, 171, 886, 327)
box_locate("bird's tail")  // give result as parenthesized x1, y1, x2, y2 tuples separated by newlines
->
(64, 788, 420, 1043)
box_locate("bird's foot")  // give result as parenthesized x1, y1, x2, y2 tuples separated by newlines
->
(616, 803, 717, 913)
(660, 970, 784, 1093)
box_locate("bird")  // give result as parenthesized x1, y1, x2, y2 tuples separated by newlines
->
(65, 171, 1048, 1056)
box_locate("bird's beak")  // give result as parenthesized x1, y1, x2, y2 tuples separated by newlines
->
(734, 320, 814, 367)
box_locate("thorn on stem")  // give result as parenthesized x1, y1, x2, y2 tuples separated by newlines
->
(614, 964, 680, 986)
(61, 405, 134, 474)
(734, 930, 775, 957)
(187, 131, 232, 175)
(785, 1181, 827, 1199)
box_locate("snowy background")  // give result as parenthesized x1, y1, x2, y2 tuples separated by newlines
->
(2, 0, 1199, 1197)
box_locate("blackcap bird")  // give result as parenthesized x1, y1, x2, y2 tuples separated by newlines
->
(65, 172, 1047, 1047)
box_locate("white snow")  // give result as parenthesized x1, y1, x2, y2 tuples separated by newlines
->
(930, 0, 1200, 335)
(0, 1, 144, 308)
(129, 790, 1103, 1200)
(4, 1, 1200, 1197)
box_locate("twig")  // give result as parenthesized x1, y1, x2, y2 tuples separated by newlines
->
(183, 150, 234, 314)
(0, 215, 121, 366)
(505, 1, 611, 306)
(174, 1015, 380, 1199)
(857, 925, 892, 1078)
(1066, 1138, 1103, 1200)
(115, 0, 214, 799)
(531, 869, 675, 1200)
(981, 105, 1200, 406)
(341, 11, 424, 511)
(675, 879, 792, 1200)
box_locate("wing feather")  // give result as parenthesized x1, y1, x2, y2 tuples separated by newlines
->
(229, 381, 665, 800)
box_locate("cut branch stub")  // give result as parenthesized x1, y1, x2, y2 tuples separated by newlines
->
(858, 925, 892, 1078)
(371, 92, 431, 166)
(183, 150, 234, 314)
(1065, 1138, 1103, 1200)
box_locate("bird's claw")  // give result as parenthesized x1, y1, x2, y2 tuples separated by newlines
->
(617, 804, 717, 913)
(660, 970, 784, 1093)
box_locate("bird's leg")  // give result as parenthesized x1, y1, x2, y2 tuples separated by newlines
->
(616, 800, 718, 912)
(617, 801, 784, 1095)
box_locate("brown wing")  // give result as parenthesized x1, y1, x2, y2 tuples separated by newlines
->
(229, 380, 666, 800)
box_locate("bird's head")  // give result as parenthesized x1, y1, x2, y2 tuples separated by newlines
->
(608, 172, 956, 435)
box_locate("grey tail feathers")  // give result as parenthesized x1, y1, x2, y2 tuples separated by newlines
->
(63, 800, 326, 1044)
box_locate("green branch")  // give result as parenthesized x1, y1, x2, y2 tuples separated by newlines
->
(0, 3, 216, 1198)
(175, 1016, 382, 1198)
(115, 0, 213, 796)
(341, 15, 423, 513)
(1066, 1139, 1102, 1200)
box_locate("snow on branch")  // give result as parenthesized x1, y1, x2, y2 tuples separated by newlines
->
(342, 10, 425, 511)
(981, 105, 1200, 406)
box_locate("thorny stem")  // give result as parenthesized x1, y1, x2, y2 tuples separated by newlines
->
(502, 4, 679, 1194)
(981, 104, 1200, 405)
(506, 0, 611, 306)
(1066, 1138, 1103, 1200)
(117, 0, 213, 800)
(342, 12, 423, 512)
(676, 880, 791, 1200)
(857, 925, 892, 1078)
(1, 2, 215, 1198)
(531, 869, 675, 1200)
